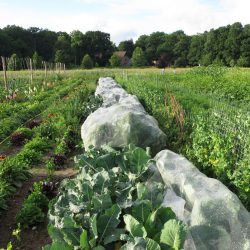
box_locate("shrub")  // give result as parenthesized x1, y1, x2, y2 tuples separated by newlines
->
(81, 54, 93, 69)
(132, 47, 147, 67)
(109, 54, 121, 67)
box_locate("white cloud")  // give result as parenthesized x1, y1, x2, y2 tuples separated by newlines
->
(0, 0, 249, 44)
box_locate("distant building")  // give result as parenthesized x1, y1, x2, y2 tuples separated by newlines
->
(113, 51, 131, 66)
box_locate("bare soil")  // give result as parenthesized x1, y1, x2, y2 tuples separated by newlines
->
(0, 166, 77, 250)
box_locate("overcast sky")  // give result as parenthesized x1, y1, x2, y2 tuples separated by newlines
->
(0, 0, 249, 44)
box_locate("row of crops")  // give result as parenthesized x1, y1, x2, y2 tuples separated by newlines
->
(0, 72, 104, 249)
(116, 66, 250, 209)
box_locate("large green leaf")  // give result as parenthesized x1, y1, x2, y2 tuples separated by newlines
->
(90, 214, 98, 239)
(145, 207, 176, 238)
(92, 170, 110, 193)
(42, 242, 73, 250)
(103, 228, 126, 245)
(48, 224, 64, 243)
(97, 204, 121, 243)
(123, 214, 147, 238)
(136, 183, 148, 200)
(92, 193, 112, 211)
(93, 246, 105, 250)
(160, 219, 187, 250)
(80, 230, 89, 250)
(132, 200, 152, 224)
(121, 237, 147, 250)
(60, 217, 82, 246)
(96, 153, 116, 170)
(146, 238, 161, 250)
(79, 182, 93, 202)
(125, 146, 150, 174)
(116, 184, 134, 208)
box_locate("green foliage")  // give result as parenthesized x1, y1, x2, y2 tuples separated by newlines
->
(109, 54, 121, 67)
(117, 67, 250, 208)
(0, 22, 249, 67)
(16, 148, 42, 165)
(46, 159, 56, 177)
(118, 39, 134, 58)
(0, 242, 12, 250)
(132, 47, 147, 67)
(45, 145, 186, 249)
(81, 54, 93, 69)
(32, 51, 42, 69)
(16, 203, 45, 228)
(160, 220, 187, 250)
(35, 121, 58, 140)
(23, 136, 51, 152)
(8, 53, 21, 70)
(16, 182, 49, 228)
(0, 157, 29, 188)
(0, 75, 98, 217)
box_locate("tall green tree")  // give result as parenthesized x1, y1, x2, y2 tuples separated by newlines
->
(225, 22, 243, 65)
(118, 39, 134, 58)
(70, 30, 85, 66)
(54, 33, 72, 64)
(238, 24, 250, 66)
(188, 34, 205, 66)
(109, 54, 121, 67)
(32, 51, 42, 69)
(173, 32, 191, 67)
(83, 31, 114, 66)
(81, 54, 93, 69)
(132, 47, 147, 67)
(135, 35, 149, 51)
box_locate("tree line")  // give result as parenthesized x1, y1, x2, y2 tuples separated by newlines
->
(0, 22, 249, 68)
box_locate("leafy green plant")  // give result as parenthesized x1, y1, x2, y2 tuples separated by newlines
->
(46, 159, 56, 177)
(16, 182, 49, 228)
(0, 157, 30, 188)
(16, 148, 42, 165)
(16, 203, 45, 228)
(23, 136, 51, 152)
(44, 145, 186, 249)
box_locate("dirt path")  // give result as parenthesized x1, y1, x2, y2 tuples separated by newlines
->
(0, 167, 77, 250)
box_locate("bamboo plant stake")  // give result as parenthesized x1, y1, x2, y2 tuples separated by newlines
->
(30, 58, 33, 85)
(1, 56, 8, 90)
